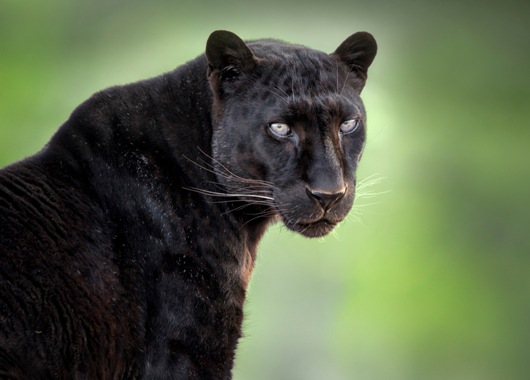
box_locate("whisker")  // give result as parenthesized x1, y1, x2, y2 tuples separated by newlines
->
(267, 87, 290, 105)
(329, 227, 341, 241)
(206, 199, 275, 207)
(290, 76, 296, 102)
(182, 187, 274, 201)
(356, 191, 391, 200)
(356, 173, 386, 187)
(182, 153, 244, 185)
(340, 69, 352, 95)
(220, 183, 275, 195)
(196, 148, 279, 189)
(273, 83, 290, 98)
(182, 155, 222, 178)
(345, 209, 368, 226)
(182, 151, 279, 211)
(222, 201, 276, 215)
(351, 202, 384, 208)
(355, 174, 389, 200)
(335, 61, 340, 94)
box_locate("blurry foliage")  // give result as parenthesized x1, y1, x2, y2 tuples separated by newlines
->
(1, 0, 529, 379)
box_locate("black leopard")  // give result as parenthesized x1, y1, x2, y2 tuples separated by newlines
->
(0, 30, 377, 379)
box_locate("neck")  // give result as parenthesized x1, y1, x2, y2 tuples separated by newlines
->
(43, 58, 275, 373)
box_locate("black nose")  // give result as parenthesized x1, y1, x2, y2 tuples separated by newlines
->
(306, 187, 346, 211)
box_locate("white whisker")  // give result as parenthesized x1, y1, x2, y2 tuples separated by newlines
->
(340, 68, 351, 95)
(182, 187, 274, 201)
(267, 87, 290, 105)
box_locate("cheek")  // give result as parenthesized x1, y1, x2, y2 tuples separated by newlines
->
(221, 132, 273, 180)
(263, 145, 301, 187)
(342, 140, 364, 175)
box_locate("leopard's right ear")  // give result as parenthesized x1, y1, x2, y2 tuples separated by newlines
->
(205, 30, 256, 80)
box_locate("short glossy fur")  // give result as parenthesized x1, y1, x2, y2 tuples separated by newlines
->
(0, 31, 377, 379)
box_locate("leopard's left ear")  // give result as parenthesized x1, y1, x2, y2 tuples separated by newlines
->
(332, 32, 377, 86)
(206, 30, 256, 79)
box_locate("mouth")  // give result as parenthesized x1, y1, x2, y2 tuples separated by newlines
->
(283, 217, 339, 238)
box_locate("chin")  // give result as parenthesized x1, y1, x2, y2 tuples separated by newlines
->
(285, 218, 338, 238)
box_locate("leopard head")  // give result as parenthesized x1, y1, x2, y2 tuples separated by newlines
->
(205, 30, 377, 238)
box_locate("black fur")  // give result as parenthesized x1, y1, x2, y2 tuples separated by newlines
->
(0, 30, 376, 379)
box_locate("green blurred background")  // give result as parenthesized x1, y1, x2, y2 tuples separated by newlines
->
(1, 0, 529, 379)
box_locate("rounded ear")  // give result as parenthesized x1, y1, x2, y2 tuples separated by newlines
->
(205, 30, 256, 76)
(332, 32, 377, 80)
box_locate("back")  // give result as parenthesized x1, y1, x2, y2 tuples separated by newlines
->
(0, 158, 142, 378)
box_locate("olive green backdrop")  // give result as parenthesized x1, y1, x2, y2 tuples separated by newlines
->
(1, 1, 529, 379)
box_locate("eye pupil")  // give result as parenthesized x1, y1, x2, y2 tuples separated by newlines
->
(269, 123, 292, 137)
(340, 119, 359, 135)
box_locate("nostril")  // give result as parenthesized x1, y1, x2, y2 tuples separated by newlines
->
(306, 187, 346, 211)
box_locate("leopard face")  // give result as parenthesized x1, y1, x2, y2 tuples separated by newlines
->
(206, 31, 377, 238)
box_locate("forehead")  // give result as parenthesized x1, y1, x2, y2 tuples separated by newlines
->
(248, 41, 350, 95)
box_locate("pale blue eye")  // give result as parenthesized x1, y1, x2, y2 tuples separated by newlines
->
(340, 119, 360, 135)
(269, 122, 292, 137)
